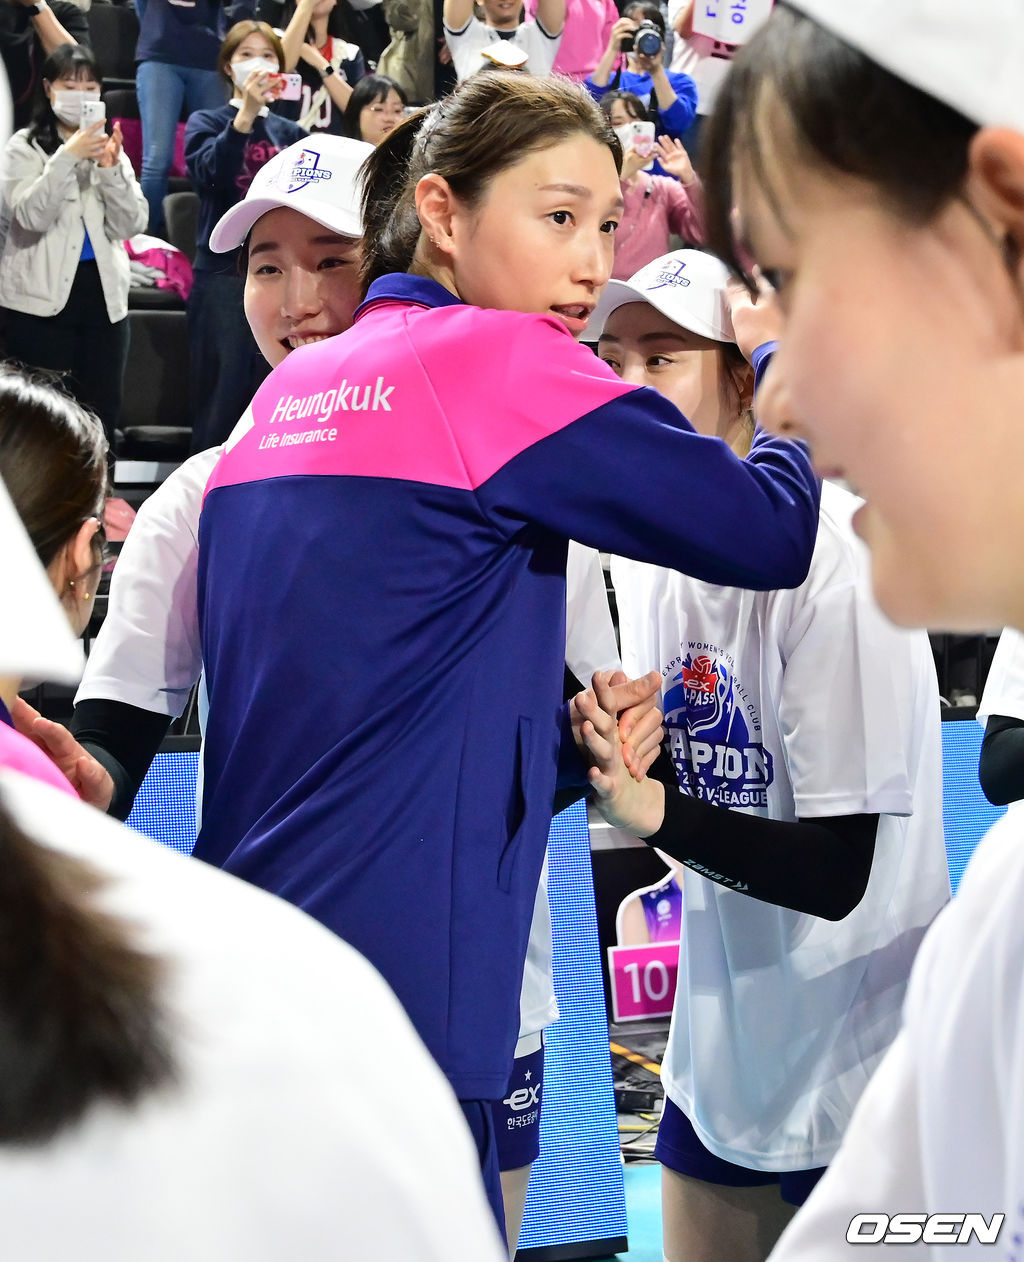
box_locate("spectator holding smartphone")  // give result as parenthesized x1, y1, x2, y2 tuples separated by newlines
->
(599, 93, 703, 277)
(261, 0, 366, 134)
(134, 0, 254, 236)
(585, 2, 696, 143)
(184, 20, 305, 452)
(0, 43, 147, 457)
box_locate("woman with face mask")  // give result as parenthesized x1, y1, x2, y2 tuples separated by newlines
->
(0, 44, 148, 461)
(183, 21, 307, 454)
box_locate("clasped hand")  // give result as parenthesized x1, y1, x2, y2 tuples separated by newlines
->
(571, 669, 666, 836)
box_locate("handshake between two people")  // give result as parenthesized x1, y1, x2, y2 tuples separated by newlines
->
(570, 669, 667, 838)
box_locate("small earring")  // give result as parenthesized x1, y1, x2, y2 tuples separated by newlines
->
(67, 579, 90, 601)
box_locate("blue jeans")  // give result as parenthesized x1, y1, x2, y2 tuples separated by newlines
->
(137, 60, 224, 234)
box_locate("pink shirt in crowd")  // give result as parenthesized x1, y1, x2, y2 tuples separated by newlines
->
(524, 0, 618, 79)
(612, 175, 705, 280)
(0, 721, 78, 798)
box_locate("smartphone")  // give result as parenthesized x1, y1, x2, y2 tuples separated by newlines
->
(79, 99, 106, 128)
(630, 120, 656, 158)
(277, 73, 303, 101)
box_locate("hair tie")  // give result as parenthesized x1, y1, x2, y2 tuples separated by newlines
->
(414, 102, 445, 156)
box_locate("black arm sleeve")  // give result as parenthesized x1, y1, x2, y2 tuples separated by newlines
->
(978, 714, 1024, 807)
(645, 750, 878, 920)
(70, 699, 173, 823)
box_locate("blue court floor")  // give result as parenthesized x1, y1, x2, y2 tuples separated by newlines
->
(593, 1164, 662, 1262)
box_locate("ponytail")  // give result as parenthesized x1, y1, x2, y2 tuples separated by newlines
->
(360, 105, 434, 291)
(0, 791, 174, 1143)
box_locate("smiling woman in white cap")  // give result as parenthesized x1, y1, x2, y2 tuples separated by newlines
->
(25, 133, 371, 811)
(687, 1, 1024, 1256)
(577, 248, 949, 1262)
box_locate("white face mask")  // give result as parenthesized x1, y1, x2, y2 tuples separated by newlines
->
(50, 87, 100, 128)
(231, 57, 279, 89)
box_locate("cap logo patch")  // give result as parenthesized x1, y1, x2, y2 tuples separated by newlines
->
(277, 148, 334, 194)
(647, 258, 691, 290)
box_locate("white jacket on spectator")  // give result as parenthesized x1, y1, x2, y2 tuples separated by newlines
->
(0, 130, 147, 321)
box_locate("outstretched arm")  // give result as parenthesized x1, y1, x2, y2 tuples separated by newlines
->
(279, 0, 317, 70)
(10, 697, 115, 811)
(534, 0, 565, 37)
(23, 0, 85, 56)
(443, 0, 474, 32)
(577, 686, 878, 921)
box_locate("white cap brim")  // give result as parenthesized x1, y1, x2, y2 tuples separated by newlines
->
(787, 1, 1024, 131)
(208, 136, 374, 253)
(590, 251, 735, 342)
(0, 478, 83, 685)
(210, 193, 363, 253)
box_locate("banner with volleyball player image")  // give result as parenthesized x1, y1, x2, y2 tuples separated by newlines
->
(607, 852, 683, 1023)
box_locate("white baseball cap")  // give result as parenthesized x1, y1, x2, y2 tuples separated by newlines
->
(0, 477, 83, 686)
(590, 250, 734, 343)
(209, 133, 375, 253)
(787, 1, 1024, 131)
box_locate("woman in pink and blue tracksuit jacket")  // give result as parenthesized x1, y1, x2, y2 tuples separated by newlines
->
(195, 71, 819, 1232)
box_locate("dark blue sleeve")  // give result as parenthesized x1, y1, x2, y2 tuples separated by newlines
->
(751, 340, 778, 393)
(478, 387, 821, 592)
(185, 110, 250, 192)
(655, 74, 698, 137)
(556, 702, 590, 790)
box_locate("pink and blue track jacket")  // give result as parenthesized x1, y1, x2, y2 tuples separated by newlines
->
(195, 273, 819, 1099)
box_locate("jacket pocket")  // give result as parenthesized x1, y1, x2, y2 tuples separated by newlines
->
(498, 715, 533, 893)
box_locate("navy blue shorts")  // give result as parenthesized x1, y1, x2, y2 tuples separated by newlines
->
(491, 1036, 544, 1171)
(655, 1096, 827, 1208)
(459, 1098, 505, 1242)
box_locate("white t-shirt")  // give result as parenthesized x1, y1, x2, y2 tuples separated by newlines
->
(977, 625, 1024, 724)
(443, 15, 562, 81)
(769, 809, 1024, 1259)
(512, 541, 620, 1045)
(612, 480, 950, 1172)
(0, 768, 504, 1262)
(77, 460, 616, 1047)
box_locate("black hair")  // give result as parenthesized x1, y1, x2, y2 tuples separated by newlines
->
(0, 368, 174, 1143)
(360, 71, 621, 289)
(342, 73, 407, 141)
(27, 44, 103, 157)
(703, 3, 979, 284)
(0, 367, 107, 573)
(0, 793, 175, 1142)
(599, 90, 650, 124)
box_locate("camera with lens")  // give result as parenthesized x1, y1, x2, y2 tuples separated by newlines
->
(620, 19, 662, 56)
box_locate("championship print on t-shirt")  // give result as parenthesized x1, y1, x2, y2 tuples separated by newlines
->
(663, 643, 774, 808)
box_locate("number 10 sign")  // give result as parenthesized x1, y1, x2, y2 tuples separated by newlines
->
(607, 941, 680, 1022)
